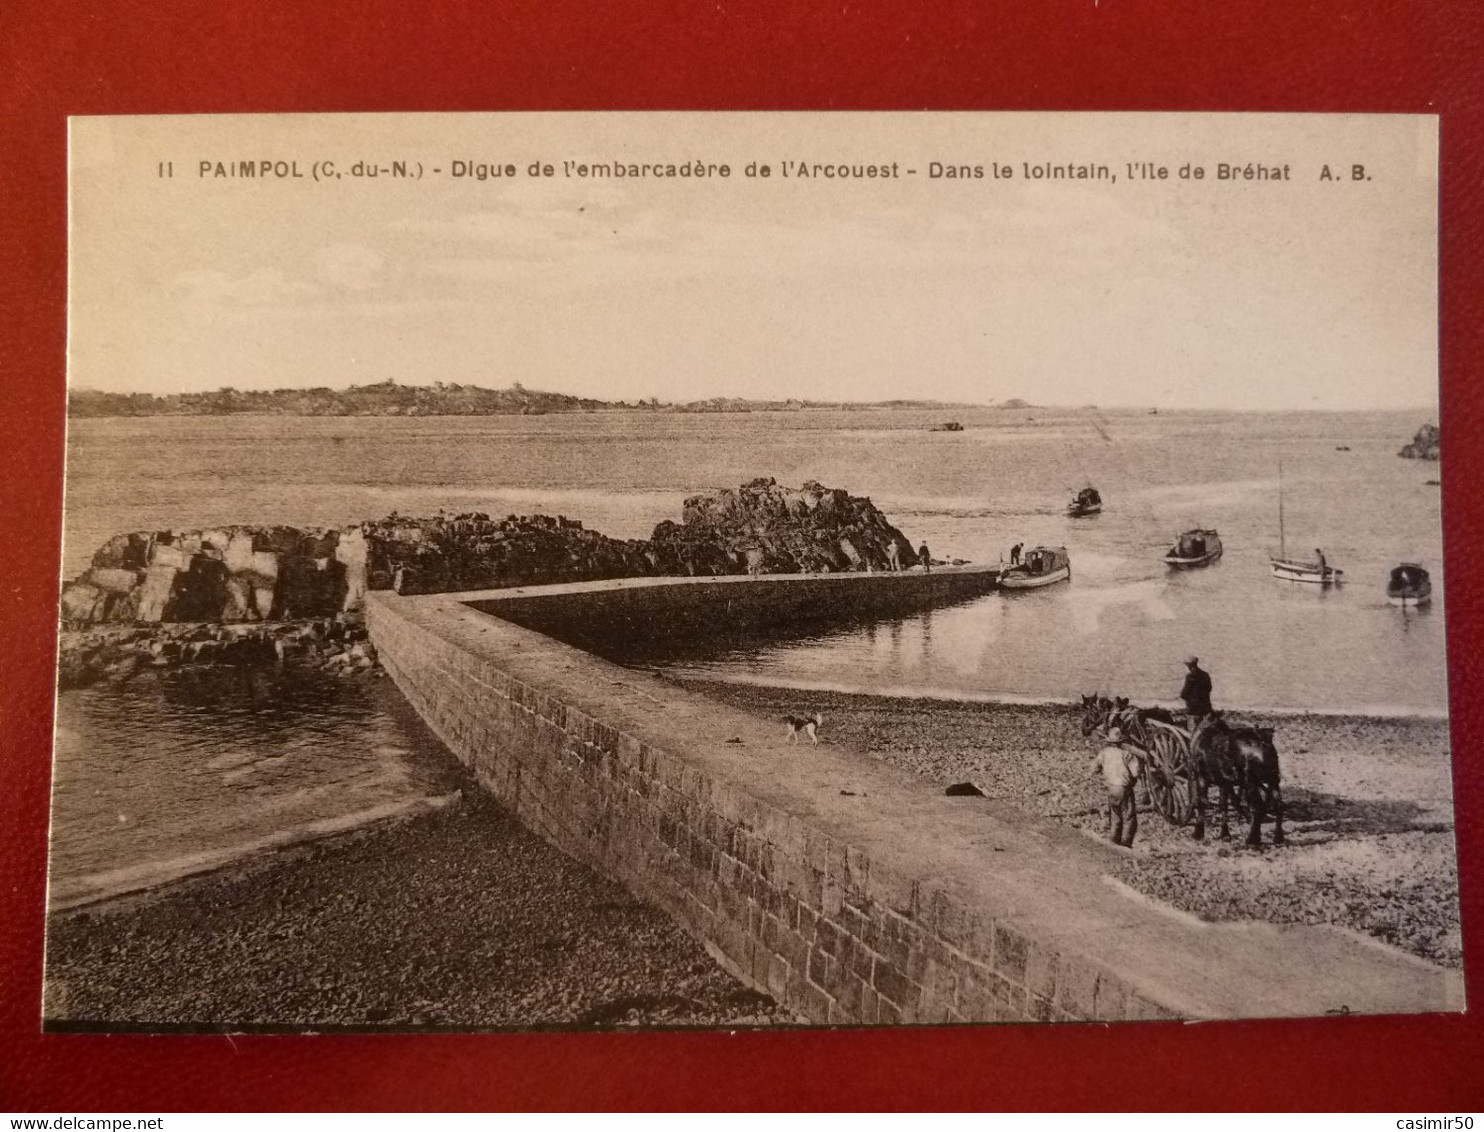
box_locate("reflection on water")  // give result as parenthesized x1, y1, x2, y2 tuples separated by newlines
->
(49, 668, 461, 902)
(650, 583, 1444, 715)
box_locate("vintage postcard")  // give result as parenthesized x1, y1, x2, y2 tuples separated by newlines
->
(46, 112, 1460, 1030)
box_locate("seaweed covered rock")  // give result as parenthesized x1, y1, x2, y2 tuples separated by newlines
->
(369, 512, 656, 596)
(56, 617, 378, 690)
(662, 477, 915, 574)
(1399, 423, 1441, 461)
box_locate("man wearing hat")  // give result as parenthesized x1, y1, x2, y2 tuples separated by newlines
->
(1180, 655, 1213, 726)
(1090, 724, 1142, 847)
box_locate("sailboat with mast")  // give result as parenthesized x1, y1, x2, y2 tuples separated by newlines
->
(1269, 457, 1342, 585)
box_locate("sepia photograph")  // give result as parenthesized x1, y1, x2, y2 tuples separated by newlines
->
(45, 111, 1461, 1031)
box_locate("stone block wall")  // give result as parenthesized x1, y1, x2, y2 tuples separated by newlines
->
(478, 565, 1001, 650)
(368, 580, 1463, 1025)
(368, 588, 1181, 1024)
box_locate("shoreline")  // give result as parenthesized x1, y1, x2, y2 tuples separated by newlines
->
(44, 792, 796, 1031)
(658, 669, 1452, 723)
(47, 791, 463, 913)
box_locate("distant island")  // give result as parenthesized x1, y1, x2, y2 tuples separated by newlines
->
(1398, 422, 1441, 461)
(67, 380, 992, 419)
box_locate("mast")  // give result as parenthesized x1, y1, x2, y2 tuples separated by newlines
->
(1277, 455, 1286, 560)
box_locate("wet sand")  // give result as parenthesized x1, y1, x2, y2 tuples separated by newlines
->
(44, 793, 795, 1031)
(676, 678, 1462, 969)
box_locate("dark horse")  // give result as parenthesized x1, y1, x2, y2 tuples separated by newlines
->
(1079, 693, 1173, 747)
(1189, 713, 1285, 846)
(1080, 694, 1284, 847)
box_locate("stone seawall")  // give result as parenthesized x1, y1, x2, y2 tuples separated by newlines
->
(367, 574, 1463, 1025)
(476, 564, 1002, 644)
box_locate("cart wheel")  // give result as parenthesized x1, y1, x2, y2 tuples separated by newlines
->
(1148, 729, 1195, 826)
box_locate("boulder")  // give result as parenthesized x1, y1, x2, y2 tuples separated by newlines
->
(135, 565, 180, 622)
(91, 532, 150, 570)
(60, 583, 107, 624)
(224, 531, 256, 574)
(222, 575, 257, 621)
(150, 542, 192, 570)
(333, 527, 368, 611)
(86, 567, 140, 594)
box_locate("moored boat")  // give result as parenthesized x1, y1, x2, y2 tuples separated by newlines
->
(1164, 529, 1222, 568)
(1270, 555, 1342, 585)
(1000, 545, 1071, 589)
(1066, 486, 1102, 517)
(1387, 563, 1432, 607)
(1269, 456, 1340, 584)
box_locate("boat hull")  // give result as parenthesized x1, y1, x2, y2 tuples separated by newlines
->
(1270, 559, 1342, 584)
(1387, 589, 1432, 607)
(1164, 549, 1223, 568)
(1066, 504, 1101, 517)
(1000, 565, 1071, 590)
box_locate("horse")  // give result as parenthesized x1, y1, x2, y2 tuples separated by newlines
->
(1189, 713, 1285, 847)
(1079, 693, 1114, 736)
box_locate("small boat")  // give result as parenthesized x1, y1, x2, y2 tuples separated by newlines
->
(1387, 563, 1432, 607)
(931, 421, 964, 432)
(1000, 546, 1071, 589)
(1269, 457, 1341, 584)
(1066, 486, 1102, 517)
(1164, 529, 1223, 568)
(1270, 555, 1343, 585)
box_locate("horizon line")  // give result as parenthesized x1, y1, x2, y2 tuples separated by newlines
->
(65, 380, 1439, 417)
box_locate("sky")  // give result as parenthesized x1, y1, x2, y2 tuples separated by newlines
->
(69, 112, 1439, 411)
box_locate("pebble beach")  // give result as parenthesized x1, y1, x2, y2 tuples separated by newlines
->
(44, 792, 795, 1031)
(675, 678, 1462, 969)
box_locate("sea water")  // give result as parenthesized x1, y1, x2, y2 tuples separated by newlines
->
(52, 407, 1448, 888)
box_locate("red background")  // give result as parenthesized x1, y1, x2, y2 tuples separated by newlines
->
(2, 0, 1480, 1111)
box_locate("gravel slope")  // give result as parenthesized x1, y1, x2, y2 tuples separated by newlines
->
(45, 794, 795, 1031)
(676, 678, 1462, 969)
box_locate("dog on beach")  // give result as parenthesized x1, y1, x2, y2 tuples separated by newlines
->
(782, 712, 824, 745)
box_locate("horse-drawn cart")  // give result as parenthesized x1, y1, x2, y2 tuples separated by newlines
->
(1080, 693, 1286, 845)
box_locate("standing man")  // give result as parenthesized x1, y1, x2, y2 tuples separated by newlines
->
(1180, 655, 1213, 727)
(1010, 542, 1023, 566)
(918, 542, 932, 573)
(1315, 547, 1328, 579)
(1090, 725, 1142, 847)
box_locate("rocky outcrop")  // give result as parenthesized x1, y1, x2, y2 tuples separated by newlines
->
(370, 513, 656, 597)
(1399, 423, 1441, 460)
(62, 526, 366, 629)
(57, 617, 377, 691)
(654, 478, 915, 575)
(57, 480, 921, 630)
